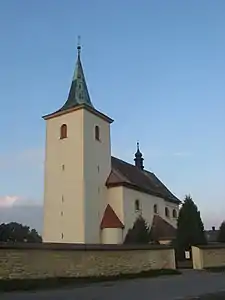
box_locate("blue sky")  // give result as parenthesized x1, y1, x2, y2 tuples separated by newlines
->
(0, 0, 224, 231)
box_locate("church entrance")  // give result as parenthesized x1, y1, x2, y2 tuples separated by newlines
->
(175, 248, 193, 269)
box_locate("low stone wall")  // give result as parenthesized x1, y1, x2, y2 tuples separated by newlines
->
(0, 243, 176, 279)
(192, 244, 225, 269)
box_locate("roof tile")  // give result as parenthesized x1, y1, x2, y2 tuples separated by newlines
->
(106, 157, 181, 204)
(100, 205, 124, 229)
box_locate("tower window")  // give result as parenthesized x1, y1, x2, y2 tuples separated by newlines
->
(153, 204, 158, 214)
(173, 209, 177, 219)
(95, 125, 100, 141)
(62, 164, 65, 171)
(135, 199, 140, 211)
(61, 233, 64, 239)
(165, 207, 170, 218)
(60, 124, 67, 139)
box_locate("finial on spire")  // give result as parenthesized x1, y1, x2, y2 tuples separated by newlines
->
(77, 35, 81, 56)
(137, 141, 140, 151)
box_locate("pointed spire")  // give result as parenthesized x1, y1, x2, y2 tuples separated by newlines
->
(134, 141, 144, 170)
(59, 37, 94, 112)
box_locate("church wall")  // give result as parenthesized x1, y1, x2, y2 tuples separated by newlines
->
(83, 109, 112, 243)
(122, 187, 179, 239)
(164, 201, 179, 228)
(43, 110, 85, 244)
(107, 186, 124, 223)
(101, 228, 123, 244)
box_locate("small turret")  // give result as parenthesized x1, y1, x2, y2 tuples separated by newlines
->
(134, 142, 144, 170)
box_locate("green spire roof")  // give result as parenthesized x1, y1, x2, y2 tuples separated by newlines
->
(59, 45, 94, 112)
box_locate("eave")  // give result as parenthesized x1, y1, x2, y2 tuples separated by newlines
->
(42, 104, 114, 124)
(106, 181, 181, 205)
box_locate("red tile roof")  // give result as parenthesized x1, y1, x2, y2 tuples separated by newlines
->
(100, 205, 124, 229)
(106, 157, 181, 205)
(150, 215, 176, 240)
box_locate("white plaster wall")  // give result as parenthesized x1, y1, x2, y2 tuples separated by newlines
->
(122, 187, 179, 239)
(43, 109, 85, 243)
(107, 187, 124, 223)
(192, 246, 203, 269)
(83, 109, 112, 243)
(164, 201, 179, 228)
(101, 228, 123, 244)
(43, 107, 112, 244)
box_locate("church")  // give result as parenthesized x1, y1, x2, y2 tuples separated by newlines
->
(42, 44, 181, 245)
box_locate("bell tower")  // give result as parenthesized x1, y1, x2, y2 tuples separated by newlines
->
(42, 43, 113, 244)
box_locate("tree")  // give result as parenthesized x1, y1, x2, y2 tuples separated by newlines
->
(0, 222, 42, 243)
(217, 221, 225, 243)
(175, 195, 206, 257)
(124, 216, 153, 244)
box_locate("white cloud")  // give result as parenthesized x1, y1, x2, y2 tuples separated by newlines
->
(0, 196, 22, 207)
(0, 195, 42, 207)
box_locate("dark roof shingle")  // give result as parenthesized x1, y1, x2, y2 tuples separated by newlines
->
(150, 215, 176, 240)
(106, 157, 181, 204)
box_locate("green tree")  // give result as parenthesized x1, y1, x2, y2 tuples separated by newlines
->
(217, 221, 225, 243)
(124, 216, 152, 244)
(175, 195, 206, 257)
(0, 222, 42, 243)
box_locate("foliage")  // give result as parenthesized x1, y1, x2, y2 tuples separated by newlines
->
(0, 222, 42, 243)
(175, 195, 206, 256)
(217, 221, 225, 243)
(124, 215, 154, 244)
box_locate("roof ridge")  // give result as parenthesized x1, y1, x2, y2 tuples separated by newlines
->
(112, 156, 146, 172)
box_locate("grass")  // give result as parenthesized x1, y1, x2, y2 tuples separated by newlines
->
(0, 269, 180, 292)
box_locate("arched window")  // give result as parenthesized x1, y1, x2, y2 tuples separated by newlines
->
(153, 204, 158, 214)
(135, 199, 140, 211)
(60, 124, 67, 139)
(95, 125, 100, 141)
(172, 209, 177, 219)
(165, 207, 170, 218)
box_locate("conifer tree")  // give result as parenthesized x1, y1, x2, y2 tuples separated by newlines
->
(217, 221, 225, 243)
(176, 195, 206, 256)
(124, 216, 151, 244)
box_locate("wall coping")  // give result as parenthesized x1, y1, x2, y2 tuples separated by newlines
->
(0, 242, 173, 251)
(195, 243, 225, 249)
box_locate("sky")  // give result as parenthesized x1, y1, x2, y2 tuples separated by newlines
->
(0, 0, 224, 232)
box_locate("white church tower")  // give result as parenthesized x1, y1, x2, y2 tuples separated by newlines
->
(42, 44, 113, 244)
